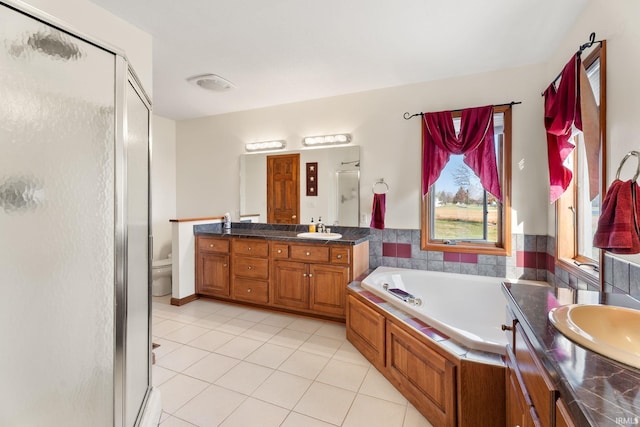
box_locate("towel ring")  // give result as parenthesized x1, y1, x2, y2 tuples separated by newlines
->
(372, 179, 390, 194)
(615, 150, 640, 183)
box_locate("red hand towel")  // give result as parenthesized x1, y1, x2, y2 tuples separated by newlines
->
(593, 180, 640, 254)
(370, 193, 386, 230)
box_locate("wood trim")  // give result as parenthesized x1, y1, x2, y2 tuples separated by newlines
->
(457, 359, 505, 427)
(170, 294, 199, 306)
(420, 105, 512, 256)
(169, 216, 223, 222)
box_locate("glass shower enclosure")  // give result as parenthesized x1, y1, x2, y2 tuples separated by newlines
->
(0, 1, 154, 426)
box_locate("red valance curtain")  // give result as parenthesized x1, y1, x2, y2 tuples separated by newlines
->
(421, 105, 501, 201)
(543, 53, 600, 203)
(543, 54, 582, 203)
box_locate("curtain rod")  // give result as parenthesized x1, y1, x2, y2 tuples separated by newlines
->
(541, 32, 603, 97)
(403, 101, 521, 120)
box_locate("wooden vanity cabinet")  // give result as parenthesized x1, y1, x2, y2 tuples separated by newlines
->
(231, 239, 270, 304)
(195, 235, 368, 319)
(504, 308, 567, 427)
(195, 236, 230, 297)
(555, 399, 576, 427)
(271, 242, 351, 318)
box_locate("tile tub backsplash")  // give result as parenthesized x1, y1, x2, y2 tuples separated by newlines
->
(369, 228, 640, 300)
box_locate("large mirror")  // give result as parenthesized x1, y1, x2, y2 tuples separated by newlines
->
(240, 145, 360, 226)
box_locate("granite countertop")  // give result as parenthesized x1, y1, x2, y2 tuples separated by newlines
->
(193, 222, 370, 245)
(503, 282, 640, 426)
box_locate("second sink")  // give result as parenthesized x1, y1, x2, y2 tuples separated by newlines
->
(548, 304, 640, 369)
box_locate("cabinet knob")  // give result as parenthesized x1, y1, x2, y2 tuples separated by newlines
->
(247, 288, 252, 293)
(308, 273, 313, 278)
(306, 251, 310, 256)
(303, 273, 307, 277)
(292, 215, 297, 219)
(501, 324, 513, 331)
(247, 266, 253, 270)
(248, 247, 252, 251)
(209, 244, 214, 248)
(337, 254, 342, 259)
(223, 264, 228, 267)
(277, 249, 282, 254)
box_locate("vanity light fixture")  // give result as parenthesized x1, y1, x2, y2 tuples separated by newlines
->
(302, 133, 352, 147)
(244, 140, 286, 152)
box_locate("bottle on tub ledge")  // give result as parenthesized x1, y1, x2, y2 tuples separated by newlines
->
(309, 218, 316, 233)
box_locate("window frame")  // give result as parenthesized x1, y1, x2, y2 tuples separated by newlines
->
(421, 105, 512, 256)
(555, 43, 607, 287)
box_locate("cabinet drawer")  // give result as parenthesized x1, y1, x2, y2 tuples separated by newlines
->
(233, 278, 269, 304)
(272, 243, 289, 259)
(330, 247, 350, 265)
(514, 323, 557, 427)
(290, 245, 329, 262)
(198, 237, 230, 253)
(233, 239, 269, 257)
(233, 256, 269, 279)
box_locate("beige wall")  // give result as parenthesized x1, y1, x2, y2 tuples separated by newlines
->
(176, 63, 550, 233)
(19, 0, 152, 95)
(152, 115, 177, 260)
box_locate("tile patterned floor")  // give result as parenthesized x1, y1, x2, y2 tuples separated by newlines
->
(153, 295, 434, 427)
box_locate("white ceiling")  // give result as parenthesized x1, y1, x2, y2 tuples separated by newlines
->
(91, 0, 590, 120)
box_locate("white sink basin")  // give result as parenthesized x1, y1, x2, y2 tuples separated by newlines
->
(548, 304, 640, 369)
(296, 232, 342, 240)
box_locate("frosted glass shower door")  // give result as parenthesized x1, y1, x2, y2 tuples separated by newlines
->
(0, 3, 116, 426)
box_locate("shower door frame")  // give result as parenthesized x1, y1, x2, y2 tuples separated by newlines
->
(1, 1, 154, 426)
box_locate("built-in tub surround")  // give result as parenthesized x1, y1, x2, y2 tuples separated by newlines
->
(347, 276, 507, 426)
(360, 267, 548, 355)
(369, 228, 640, 301)
(369, 228, 551, 282)
(504, 282, 640, 425)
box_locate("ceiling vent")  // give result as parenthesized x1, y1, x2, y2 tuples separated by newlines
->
(187, 73, 236, 91)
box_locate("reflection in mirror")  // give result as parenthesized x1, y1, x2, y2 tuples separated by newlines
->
(240, 145, 360, 226)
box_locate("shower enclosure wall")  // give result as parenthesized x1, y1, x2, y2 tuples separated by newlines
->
(0, 1, 156, 426)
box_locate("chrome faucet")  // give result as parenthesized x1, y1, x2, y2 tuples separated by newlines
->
(317, 216, 325, 233)
(224, 212, 231, 230)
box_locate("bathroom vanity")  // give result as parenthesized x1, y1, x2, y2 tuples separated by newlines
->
(193, 223, 369, 320)
(502, 282, 640, 426)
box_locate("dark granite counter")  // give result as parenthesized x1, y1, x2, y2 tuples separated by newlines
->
(502, 282, 640, 426)
(193, 222, 370, 245)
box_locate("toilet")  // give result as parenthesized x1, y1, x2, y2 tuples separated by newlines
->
(152, 253, 172, 296)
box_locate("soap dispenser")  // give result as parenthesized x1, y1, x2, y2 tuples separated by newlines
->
(309, 218, 316, 233)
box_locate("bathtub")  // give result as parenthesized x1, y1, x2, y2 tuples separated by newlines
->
(360, 266, 547, 355)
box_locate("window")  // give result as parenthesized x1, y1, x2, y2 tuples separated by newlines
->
(556, 45, 606, 286)
(421, 105, 512, 255)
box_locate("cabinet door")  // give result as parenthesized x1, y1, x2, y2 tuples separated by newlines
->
(309, 264, 348, 316)
(346, 294, 385, 368)
(272, 261, 309, 309)
(196, 252, 230, 296)
(506, 350, 530, 427)
(386, 321, 457, 427)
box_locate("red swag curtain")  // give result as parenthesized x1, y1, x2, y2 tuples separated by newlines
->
(421, 105, 501, 201)
(543, 54, 582, 203)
